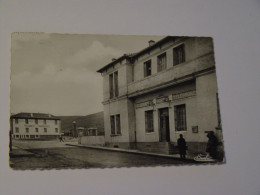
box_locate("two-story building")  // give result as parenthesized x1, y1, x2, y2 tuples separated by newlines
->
(10, 112, 61, 140)
(97, 36, 222, 155)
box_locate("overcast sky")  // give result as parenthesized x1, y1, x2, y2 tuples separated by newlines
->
(11, 33, 164, 116)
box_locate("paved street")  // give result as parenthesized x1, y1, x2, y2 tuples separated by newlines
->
(10, 140, 193, 169)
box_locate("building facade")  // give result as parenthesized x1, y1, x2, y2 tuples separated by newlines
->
(97, 36, 222, 154)
(10, 113, 61, 140)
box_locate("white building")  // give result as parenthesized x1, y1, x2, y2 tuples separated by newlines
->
(10, 112, 61, 140)
(97, 36, 223, 155)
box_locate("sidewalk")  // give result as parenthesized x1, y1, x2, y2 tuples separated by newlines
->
(66, 143, 197, 163)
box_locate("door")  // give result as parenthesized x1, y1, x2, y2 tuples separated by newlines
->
(159, 108, 170, 142)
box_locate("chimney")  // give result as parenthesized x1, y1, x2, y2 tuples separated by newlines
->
(48, 114, 51, 118)
(30, 113, 33, 117)
(149, 40, 155, 46)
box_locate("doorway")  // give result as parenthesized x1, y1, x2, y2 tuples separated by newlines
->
(159, 108, 170, 142)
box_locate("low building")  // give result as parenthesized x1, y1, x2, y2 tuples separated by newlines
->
(10, 112, 61, 140)
(97, 36, 223, 155)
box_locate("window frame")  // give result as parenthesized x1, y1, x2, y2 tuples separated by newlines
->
(173, 44, 185, 66)
(174, 104, 187, 131)
(157, 52, 167, 72)
(110, 114, 121, 136)
(145, 110, 154, 133)
(144, 59, 152, 77)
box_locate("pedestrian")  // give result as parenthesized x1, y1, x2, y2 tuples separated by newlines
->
(177, 134, 187, 159)
(59, 135, 64, 142)
(206, 131, 218, 159)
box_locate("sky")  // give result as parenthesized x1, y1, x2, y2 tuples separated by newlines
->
(11, 33, 164, 116)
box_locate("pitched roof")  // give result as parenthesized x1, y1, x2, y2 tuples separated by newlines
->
(97, 36, 178, 73)
(10, 112, 60, 120)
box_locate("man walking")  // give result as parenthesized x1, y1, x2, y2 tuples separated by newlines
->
(177, 134, 187, 159)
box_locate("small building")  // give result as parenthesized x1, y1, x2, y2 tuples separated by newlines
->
(10, 112, 61, 140)
(97, 36, 223, 155)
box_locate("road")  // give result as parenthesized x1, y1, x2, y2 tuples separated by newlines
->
(10, 140, 193, 169)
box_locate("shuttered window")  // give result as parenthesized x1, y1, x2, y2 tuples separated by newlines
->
(144, 60, 152, 77)
(114, 71, 119, 97)
(173, 44, 185, 65)
(174, 104, 187, 131)
(109, 73, 114, 98)
(157, 52, 167, 72)
(116, 114, 121, 134)
(110, 115, 115, 135)
(111, 114, 121, 135)
(145, 110, 154, 132)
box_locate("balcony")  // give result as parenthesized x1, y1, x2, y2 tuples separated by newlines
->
(127, 52, 215, 98)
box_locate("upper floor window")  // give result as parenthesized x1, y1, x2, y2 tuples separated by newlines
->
(35, 119, 38, 124)
(26, 128, 29, 133)
(109, 71, 119, 99)
(25, 119, 28, 124)
(144, 60, 152, 77)
(55, 128, 58, 133)
(44, 119, 47, 124)
(55, 120, 58, 125)
(174, 104, 187, 131)
(35, 128, 39, 133)
(157, 52, 167, 72)
(15, 127, 19, 133)
(173, 44, 185, 66)
(15, 119, 19, 124)
(145, 110, 154, 133)
(44, 128, 47, 133)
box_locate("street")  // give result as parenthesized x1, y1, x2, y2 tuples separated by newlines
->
(10, 140, 193, 169)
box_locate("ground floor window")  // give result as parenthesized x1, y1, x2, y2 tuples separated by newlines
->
(110, 114, 121, 135)
(174, 104, 187, 131)
(145, 110, 154, 132)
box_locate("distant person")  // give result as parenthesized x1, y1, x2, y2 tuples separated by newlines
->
(177, 134, 187, 159)
(206, 131, 219, 159)
(59, 135, 64, 142)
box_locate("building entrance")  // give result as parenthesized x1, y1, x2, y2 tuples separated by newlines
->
(159, 108, 170, 142)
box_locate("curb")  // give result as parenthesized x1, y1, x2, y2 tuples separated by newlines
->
(66, 143, 197, 163)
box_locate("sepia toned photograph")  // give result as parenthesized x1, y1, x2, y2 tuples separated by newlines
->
(10, 33, 225, 169)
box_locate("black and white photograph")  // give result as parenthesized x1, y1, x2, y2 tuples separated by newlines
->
(10, 33, 225, 169)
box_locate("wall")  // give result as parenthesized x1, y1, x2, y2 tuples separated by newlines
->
(80, 136, 105, 146)
(128, 37, 215, 96)
(196, 72, 218, 142)
(103, 98, 131, 143)
(134, 81, 198, 143)
(12, 118, 60, 138)
(102, 60, 131, 101)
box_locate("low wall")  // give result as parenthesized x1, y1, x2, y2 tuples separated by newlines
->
(80, 136, 105, 146)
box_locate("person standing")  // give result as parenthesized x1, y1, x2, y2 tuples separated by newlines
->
(177, 134, 187, 159)
(206, 131, 219, 159)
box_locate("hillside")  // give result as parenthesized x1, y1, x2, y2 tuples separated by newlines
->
(58, 111, 104, 133)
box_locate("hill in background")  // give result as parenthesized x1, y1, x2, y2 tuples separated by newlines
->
(58, 111, 104, 133)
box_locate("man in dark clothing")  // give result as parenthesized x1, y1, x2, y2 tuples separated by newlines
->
(206, 131, 219, 159)
(177, 134, 187, 159)
(59, 135, 64, 142)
